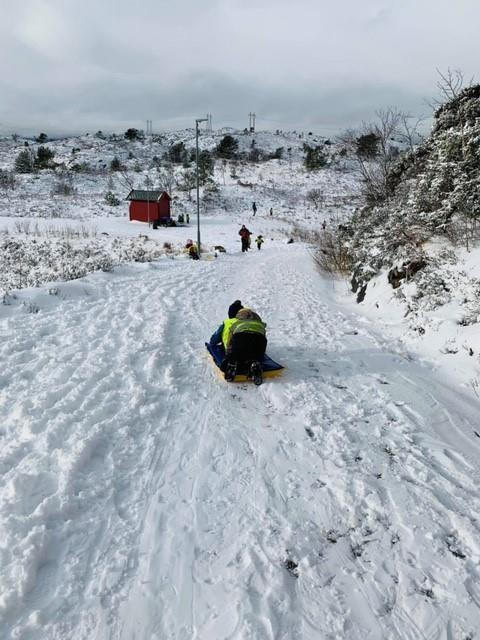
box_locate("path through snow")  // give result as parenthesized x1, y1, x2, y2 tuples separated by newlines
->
(1, 242, 480, 639)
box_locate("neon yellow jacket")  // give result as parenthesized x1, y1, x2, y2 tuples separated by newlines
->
(223, 317, 266, 348)
(222, 318, 238, 348)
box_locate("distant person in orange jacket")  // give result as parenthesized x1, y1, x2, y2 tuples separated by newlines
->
(185, 239, 199, 260)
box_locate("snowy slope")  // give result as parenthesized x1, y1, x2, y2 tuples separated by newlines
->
(0, 130, 358, 223)
(2, 229, 480, 639)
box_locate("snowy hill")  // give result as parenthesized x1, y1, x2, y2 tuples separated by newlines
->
(0, 128, 359, 295)
(1, 127, 480, 639)
(0, 128, 356, 221)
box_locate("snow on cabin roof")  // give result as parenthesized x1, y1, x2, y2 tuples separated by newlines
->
(126, 189, 170, 201)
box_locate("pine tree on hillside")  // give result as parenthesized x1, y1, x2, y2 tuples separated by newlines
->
(110, 156, 122, 171)
(168, 142, 188, 164)
(124, 128, 143, 141)
(216, 135, 238, 159)
(198, 150, 214, 184)
(14, 149, 34, 173)
(35, 146, 55, 169)
(303, 144, 327, 170)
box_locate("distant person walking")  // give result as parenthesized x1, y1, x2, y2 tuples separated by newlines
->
(252, 202, 257, 216)
(255, 235, 264, 250)
(269, 207, 273, 217)
(239, 225, 252, 252)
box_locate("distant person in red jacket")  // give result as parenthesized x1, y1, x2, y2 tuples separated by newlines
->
(239, 225, 252, 252)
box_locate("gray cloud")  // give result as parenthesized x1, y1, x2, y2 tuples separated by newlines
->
(1, 0, 478, 135)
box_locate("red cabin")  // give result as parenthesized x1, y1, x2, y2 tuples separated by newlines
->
(126, 190, 171, 224)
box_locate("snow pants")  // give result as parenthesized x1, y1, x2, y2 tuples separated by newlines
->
(224, 332, 267, 368)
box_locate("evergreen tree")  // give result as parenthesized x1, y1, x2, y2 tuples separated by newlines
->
(303, 144, 327, 170)
(168, 142, 188, 164)
(216, 135, 238, 159)
(198, 150, 214, 184)
(14, 149, 34, 173)
(248, 148, 261, 162)
(35, 146, 55, 169)
(110, 156, 122, 171)
(272, 147, 284, 159)
(105, 191, 120, 206)
(356, 133, 380, 158)
(124, 128, 143, 141)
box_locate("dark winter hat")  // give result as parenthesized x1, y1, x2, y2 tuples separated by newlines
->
(228, 300, 243, 318)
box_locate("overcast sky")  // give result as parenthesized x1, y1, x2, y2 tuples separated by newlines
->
(1, 0, 479, 136)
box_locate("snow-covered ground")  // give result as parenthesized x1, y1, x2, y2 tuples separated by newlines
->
(2, 130, 480, 638)
(0, 128, 359, 297)
(340, 244, 480, 400)
(2, 213, 480, 639)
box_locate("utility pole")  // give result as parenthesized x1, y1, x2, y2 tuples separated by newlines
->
(195, 117, 208, 256)
(145, 174, 152, 227)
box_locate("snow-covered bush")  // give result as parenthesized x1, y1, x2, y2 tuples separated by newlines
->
(335, 85, 480, 318)
(104, 190, 121, 206)
(0, 233, 176, 296)
(51, 171, 77, 196)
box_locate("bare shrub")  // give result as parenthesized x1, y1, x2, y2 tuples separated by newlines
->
(14, 220, 31, 234)
(51, 171, 77, 196)
(339, 108, 408, 206)
(428, 67, 473, 109)
(313, 231, 353, 275)
(292, 225, 353, 275)
(13, 221, 97, 239)
(306, 189, 325, 209)
(156, 164, 175, 194)
(0, 169, 16, 191)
